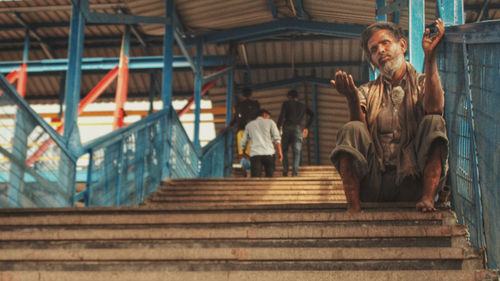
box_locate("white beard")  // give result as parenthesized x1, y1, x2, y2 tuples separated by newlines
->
(378, 55, 405, 79)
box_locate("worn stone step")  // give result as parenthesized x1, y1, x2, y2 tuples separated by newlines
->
(145, 200, 347, 206)
(0, 224, 469, 242)
(164, 177, 341, 184)
(158, 184, 343, 191)
(0, 210, 450, 226)
(0, 269, 498, 281)
(0, 237, 455, 249)
(0, 247, 481, 264)
(148, 194, 347, 202)
(153, 189, 345, 196)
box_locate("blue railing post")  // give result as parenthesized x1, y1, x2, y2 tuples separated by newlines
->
(193, 39, 204, 151)
(115, 138, 125, 206)
(84, 149, 94, 206)
(135, 128, 147, 203)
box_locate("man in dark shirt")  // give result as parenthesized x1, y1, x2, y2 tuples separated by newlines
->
(223, 87, 260, 176)
(277, 89, 314, 176)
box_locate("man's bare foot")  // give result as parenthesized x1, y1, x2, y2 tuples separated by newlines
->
(416, 199, 437, 212)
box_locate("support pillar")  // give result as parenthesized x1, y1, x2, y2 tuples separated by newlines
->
(113, 26, 130, 130)
(193, 40, 203, 150)
(409, 0, 425, 72)
(63, 2, 85, 154)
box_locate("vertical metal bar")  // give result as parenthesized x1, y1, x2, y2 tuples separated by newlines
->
(437, 0, 464, 26)
(58, 73, 66, 117)
(267, 0, 278, 19)
(394, 10, 401, 24)
(161, 0, 174, 179)
(312, 82, 320, 165)
(409, 0, 425, 72)
(113, 26, 130, 130)
(16, 31, 29, 98)
(376, 0, 387, 21)
(161, 0, 174, 109)
(84, 149, 94, 207)
(135, 129, 146, 203)
(225, 67, 234, 125)
(193, 39, 203, 150)
(462, 40, 486, 249)
(64, 2, 85, 151)
(115, 138, 125, 206)
(148, 71, 156, 115)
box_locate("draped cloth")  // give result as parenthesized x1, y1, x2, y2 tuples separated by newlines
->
(358, 62, 425, 185)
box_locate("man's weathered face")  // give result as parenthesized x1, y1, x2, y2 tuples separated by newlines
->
(367, 29, 407, 78)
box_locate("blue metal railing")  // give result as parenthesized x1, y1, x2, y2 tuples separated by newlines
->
(80, 108, 168, 206)
(1, 71, 234, 208)
(200, 128, 234, 178)
(0, 74, 76, 208)
(79, 105, 233, 206)
(440, 20, 500, 269)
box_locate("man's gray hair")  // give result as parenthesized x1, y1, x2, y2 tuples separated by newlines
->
(360, 22, 406, 64)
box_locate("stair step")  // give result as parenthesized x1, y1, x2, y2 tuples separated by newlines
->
(149, 194, 347, 201)
(0, 237, 455, 249)
(0, 209, 450, 226)
(0, 224, 468, 241)
(153, 190, 345, 196)
(164, 177, 341, 184)
(158, 184, 343, 191)
(0, 247, 481, 262)
(0, 270, 497, 281)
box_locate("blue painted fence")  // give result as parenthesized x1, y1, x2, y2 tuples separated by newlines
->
(0, 73, 234, 208)
(0, 75, 76, 208)
(439, 20, 500, 269)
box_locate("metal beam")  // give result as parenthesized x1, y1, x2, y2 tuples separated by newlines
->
(203, 66, 233, 84)
(63, 2, 85, 157)
(376, 0, 408, 16)
(174, 32, 196, 73)
(465, 3, 500, 10)
(189, 19, 367, 45)
(79, 0, 170, 25)
(476, 0, 491, 22)
(267, 0, 278, 19)
(443, 20, 500, 43)
(376, 0, 388, 21)
(439, 0, 465, 25)
(0, 3, 125, 14)
(0, 56, 231, 73)
(193, 40, 203, 150)
(294, 0, 311, 20)
(13, 13, 56, 59)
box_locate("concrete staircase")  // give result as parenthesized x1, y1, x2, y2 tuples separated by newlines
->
(0, 166, 498, 281)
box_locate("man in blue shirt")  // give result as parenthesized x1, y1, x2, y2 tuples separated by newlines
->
(277, 90, 314, 177)
(241, 109, 283, 177)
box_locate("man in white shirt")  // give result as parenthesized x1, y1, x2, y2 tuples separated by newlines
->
(241, 109, 283, 177)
